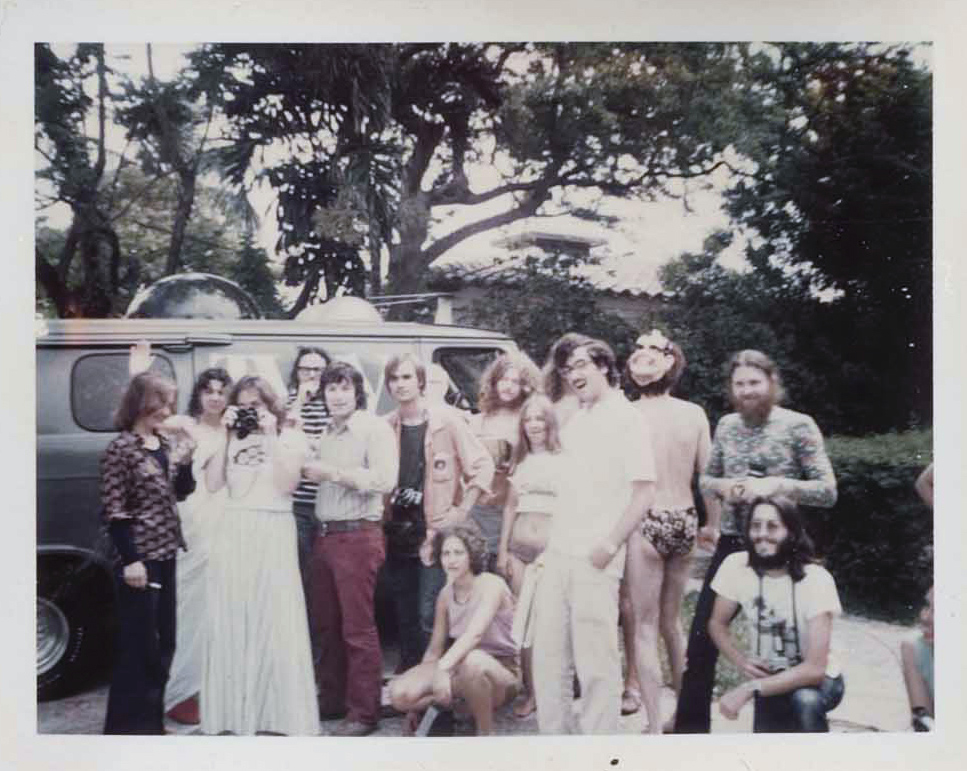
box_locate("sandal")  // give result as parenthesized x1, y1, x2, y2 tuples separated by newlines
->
(513, 696, 537, 719)
(620, 688, 642, 716)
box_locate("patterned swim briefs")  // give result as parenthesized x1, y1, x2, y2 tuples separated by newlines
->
(641, 506, 698, 558)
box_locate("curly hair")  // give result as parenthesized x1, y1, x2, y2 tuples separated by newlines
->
(228, 375, 287, 430)
(623, 339, 686, 400)
(548, 334, 619, 389)
(114, 372, 177, 431)
(477, 351, 542, 415)
(187, 367, 232, 418)
(744, 496, 816, 582)
(432, 525, 489, 574)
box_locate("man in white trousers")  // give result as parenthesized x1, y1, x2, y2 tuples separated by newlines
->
(532, 334, 656, 734)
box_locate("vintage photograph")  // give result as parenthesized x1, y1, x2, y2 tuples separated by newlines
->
(4, 1, 963, 769)
(33, 38, 933, 739)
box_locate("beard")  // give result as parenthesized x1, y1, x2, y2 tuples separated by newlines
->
(748, 538, 795, 573)
(733, 392, 777, 425)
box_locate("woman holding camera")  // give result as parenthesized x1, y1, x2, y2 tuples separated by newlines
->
(202, 375, 319, 735)
(709, 496, 844, 732)
(101, 372, 195, 734)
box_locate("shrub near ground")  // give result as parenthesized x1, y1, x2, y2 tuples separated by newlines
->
(811, 430, 933, 622)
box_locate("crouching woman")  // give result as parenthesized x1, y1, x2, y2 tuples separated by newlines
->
(709, 496, 845, 732)
(389, 526, 520, 735)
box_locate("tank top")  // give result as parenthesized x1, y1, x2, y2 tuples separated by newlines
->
(446, 576, 518, 659)
(510, 452, 563, 515)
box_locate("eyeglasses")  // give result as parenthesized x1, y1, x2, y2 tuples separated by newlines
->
(298, 366, 325, 374)
(636, 344, 671, 355)
(560, 358, 592, 376)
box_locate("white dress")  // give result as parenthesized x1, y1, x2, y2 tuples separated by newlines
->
(164, 423, 226, 712)
(201, 428, 319, 735)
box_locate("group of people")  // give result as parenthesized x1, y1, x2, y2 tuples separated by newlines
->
(98, 331, 934, 737)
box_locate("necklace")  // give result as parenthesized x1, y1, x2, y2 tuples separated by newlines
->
(452, 580, 474, 605)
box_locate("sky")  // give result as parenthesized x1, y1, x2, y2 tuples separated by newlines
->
(38, 42, 744, 303)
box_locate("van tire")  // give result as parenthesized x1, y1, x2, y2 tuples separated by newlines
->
(37, 565, 113, 701)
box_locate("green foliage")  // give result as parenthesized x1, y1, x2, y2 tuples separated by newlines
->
(458, 253, 637, 367)
(230, 235, 284, 318)
(725, 43, 931, 431)
(811, 430, 933, 622)
(648, 224, 927, 435)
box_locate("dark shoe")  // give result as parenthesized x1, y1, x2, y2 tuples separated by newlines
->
(318, 705, 348, 721)
(426, 709, 454, 737)
(166, 696, 200, 725)
(331, 719, 378, 737)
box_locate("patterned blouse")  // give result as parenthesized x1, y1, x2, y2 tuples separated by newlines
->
(100, 431, 187, 561)
(701, 406, 837, 535)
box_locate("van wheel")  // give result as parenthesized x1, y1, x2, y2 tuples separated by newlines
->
(37, 569, 111, 701)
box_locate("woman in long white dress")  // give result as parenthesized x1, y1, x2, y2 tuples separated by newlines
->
(163, 368, 232, 724)
(202, 375, 319, 736)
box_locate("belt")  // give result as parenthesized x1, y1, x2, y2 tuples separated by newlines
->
(317, 518, 381, 536)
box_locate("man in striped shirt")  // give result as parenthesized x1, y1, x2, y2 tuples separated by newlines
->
(285, 347, 332, 599)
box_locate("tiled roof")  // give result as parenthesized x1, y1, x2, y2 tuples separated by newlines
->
(429, 218, 668, 297)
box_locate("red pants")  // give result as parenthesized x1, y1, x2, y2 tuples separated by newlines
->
(309, 526, 385, 725)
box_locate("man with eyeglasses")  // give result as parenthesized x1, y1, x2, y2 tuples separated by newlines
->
(285, 348, 332, 629)
(531, 334, 656, 734)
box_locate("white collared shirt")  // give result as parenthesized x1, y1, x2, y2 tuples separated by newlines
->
(549, 389, 656, 577)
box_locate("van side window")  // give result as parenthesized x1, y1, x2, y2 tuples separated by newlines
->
(72, 354, 176, 432)
(433, 348, 504, 413)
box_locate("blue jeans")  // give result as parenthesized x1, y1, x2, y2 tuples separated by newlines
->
(753, 674, 845, 732)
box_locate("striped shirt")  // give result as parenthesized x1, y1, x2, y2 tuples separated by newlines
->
(286, 390, 332, 508)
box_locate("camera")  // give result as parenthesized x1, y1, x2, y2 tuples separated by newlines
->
(232, 407, 260, 439)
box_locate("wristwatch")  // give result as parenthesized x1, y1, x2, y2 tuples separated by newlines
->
(748, 679, 763, 695)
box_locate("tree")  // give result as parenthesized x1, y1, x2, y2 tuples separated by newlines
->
(186, 43, 755, 315)
(456, 250, 638, 368)
(723, 43, 932, 430)
(35, 43, 123, 317)
(231, 234, 284, 318)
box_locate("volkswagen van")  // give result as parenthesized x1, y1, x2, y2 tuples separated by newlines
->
(36, 313, 515, 698)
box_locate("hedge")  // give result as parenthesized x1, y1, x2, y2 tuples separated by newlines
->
(809, 429, 933, 622)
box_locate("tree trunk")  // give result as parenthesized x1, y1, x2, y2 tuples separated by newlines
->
(166, 170, 196, 275)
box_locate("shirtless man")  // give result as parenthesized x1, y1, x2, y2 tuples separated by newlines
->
(619, 330, 716, 732)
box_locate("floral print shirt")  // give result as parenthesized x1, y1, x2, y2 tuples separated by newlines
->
(701, 406, 837, 534)
(100, 431, 187, 561)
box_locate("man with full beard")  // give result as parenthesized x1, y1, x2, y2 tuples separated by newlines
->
(672, 349, 837, 733)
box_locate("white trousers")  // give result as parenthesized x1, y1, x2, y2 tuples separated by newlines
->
(532, 551, 621, 734)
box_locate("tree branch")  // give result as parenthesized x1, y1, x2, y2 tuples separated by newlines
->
(422, 187, 550, 265)
(429, 178, 546, 208)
